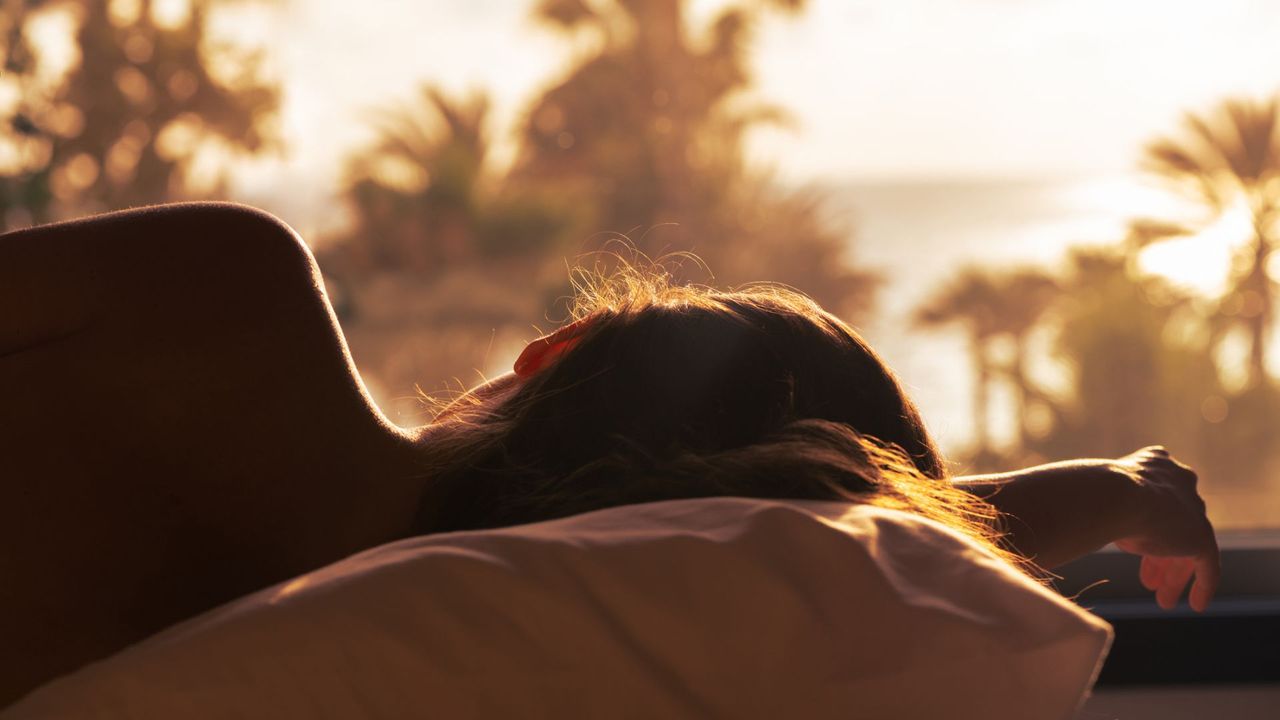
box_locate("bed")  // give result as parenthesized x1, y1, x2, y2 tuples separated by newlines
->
(3, 497, 1111, 718)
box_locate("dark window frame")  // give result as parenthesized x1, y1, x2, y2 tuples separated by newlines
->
(1056, 531, 1280, 686)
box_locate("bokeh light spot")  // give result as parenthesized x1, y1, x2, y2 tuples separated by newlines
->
(1201, 395, 1229, 424)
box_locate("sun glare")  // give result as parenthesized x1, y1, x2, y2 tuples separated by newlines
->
(1137, 201, 1252, 296)
(269, 576, 313, 605)
(150, 0, 192, 30)
(1057, 176, 1178, 219)
(24, 5, 80, 85)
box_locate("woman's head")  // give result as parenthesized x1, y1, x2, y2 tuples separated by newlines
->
(414, 267, 1006, 560)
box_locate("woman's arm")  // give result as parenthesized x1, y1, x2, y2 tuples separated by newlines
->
(956, 447, 1220, 611)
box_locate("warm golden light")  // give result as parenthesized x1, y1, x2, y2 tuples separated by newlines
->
(155, 113, 203, 161)
(0, 78, 19, 116)
(105, 135, 144, 185)
(269, 576, 312, 604)
(1201, 395, 1229, 424)
(113, 66, 152, 106)
(0, 136, 50, 194)
(150, 0, 192, 31)
(4, 0, 1280, 536)
(183, 141, 232, 196)
(166, 69, 199, 101)
(46, 104, 85, 138)
(122, 32, 154, 65)
(50, 152, 99, 200)
(1137, 201, 1253, 296)
(0, 138, 21, 175)
(107, 0, 142, 28)
(368, 154, 429, 194)
(23, 5, 80, 85)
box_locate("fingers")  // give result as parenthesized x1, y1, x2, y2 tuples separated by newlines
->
(1189, 542, 1222, 613)
(1139, 555, 1164, 591)
(1116, 445, 1218, 612)
(1139, 553, 1218, 611)
(1145, 446, 1170, 457)
(1133, 446, 1200, 480)
(1156, 557, 1194, 610)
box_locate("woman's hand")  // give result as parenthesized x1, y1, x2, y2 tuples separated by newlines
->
(955, 447, 1221, 609)
(1111, 447, 1220, 612)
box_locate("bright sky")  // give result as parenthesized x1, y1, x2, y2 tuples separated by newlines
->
(748, 0, 1280, 181)
(227, 0, 1280, 219)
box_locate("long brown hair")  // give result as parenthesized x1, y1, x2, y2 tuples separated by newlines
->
(412, 266, 1018, 567)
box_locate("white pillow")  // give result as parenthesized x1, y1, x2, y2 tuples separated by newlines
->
(4, 498, 1111, 719)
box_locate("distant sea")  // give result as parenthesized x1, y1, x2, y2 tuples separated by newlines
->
(817, 175, 1191, 454)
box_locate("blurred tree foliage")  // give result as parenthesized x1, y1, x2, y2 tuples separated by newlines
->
(515, 0, 874, 316)
(323, 86, 577, 277)
(0, 0, 278, 229)
(1137, 95, 1280, 390)
(325, 0, 874, 317)
(922, 237, 1278, 514)
(914, 269, 1004, 460)
(319, 0, 879, 416)
(316, 84, 582, 419)
(914, 267, 1058, 462)
(918, 96, 1280, 515)
(1038, 247, 1217, 463)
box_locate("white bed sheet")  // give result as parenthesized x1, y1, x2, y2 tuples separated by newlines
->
(5, 497, 1111, 719)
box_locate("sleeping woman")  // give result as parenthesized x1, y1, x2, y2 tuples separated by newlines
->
(0, 202, 1220, 703)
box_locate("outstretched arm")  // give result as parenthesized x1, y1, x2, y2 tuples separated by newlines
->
(955, 447, 1220, 612)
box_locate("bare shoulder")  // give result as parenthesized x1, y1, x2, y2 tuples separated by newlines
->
(1, 202, 368, 443)
(0, 204, 402, 701)
(2, 202, 323, 354)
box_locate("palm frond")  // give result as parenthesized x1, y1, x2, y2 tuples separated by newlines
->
(534, 0, 599, 30)
(913, 267, 1001, 337)
(344, 85, 495, 205)
(1182, 110, 1234, 176)
(372, 109, 434, 159)
(1125, 217, 1195, 248)
(709, 7, 751, 60)
(1223, 96, 1280, 183)
(422, 87, 490, 158)
(1141, 137, 1225, 210)
(763, 0, 808, 15)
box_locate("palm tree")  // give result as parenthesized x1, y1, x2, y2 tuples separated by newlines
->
(1139, 95, 1280, 388)
(915, 267, 1061, 457)
(334, 87, 492, 273)
(520, 0, 801, 232)
(0, 0, 279, 227)
(1048, 247, 1216, 460)
(327, 84, 574, 281)
(516, 0, 876, 317)
(914, 268, 1005, 458)
(993, 269, 1059, 449)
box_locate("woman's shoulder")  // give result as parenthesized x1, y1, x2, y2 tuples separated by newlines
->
(2, 203, 368, 439)
(2, 203, 323, 357)
(0, 204, 407, 701)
